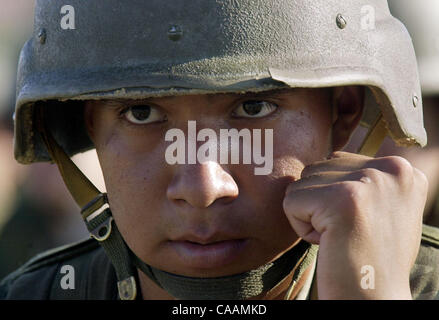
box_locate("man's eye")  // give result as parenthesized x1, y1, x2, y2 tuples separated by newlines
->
(122, 105, 166, 124)
(232, 100, 278, 118)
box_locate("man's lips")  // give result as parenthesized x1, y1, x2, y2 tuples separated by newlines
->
(171, 233, 241, 244)
(168, 237, 248, 270)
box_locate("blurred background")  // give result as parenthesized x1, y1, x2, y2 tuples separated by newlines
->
(0, 1, 438, 279)
(0, 0, 105, 279)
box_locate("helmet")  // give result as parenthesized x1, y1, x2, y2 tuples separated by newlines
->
(15, 0, 425, 165)
(389, 0, 439, 96)
(14, 0, 426, 300)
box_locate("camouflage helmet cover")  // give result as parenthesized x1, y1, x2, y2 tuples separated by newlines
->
(15, 0, 426, 164)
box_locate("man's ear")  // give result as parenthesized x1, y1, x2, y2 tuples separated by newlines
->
(331, 86, 365, 151)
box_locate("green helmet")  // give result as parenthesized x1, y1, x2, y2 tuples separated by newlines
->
(389, 0, 439, 96)
(15, 0, 425, 165)
(13, 0, 427, 300)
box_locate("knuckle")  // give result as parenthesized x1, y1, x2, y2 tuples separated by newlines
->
(358, 167, 381, 183)
(382, 156, 414, 178)
(330, 181, 366, 224)
(335, 181, 364, 211)
(300, 164, 314, 178)
(329, 151, 348, 158)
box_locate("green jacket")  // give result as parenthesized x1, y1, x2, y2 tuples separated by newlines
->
(1, 224, 439, 300)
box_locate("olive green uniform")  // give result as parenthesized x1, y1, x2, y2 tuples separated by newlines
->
(2, 224, 438, 300)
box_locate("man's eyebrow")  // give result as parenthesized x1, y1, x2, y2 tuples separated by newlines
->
(228, 88, 293, 100)
(100, 88, 293, 106)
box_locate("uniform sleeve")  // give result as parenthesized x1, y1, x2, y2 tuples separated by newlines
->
(0, 240, 117, 300)
(410, 225, 439, 300)
(0, 263, 60, 300)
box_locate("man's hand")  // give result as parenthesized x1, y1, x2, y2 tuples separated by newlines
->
(283, 151, 428, 299)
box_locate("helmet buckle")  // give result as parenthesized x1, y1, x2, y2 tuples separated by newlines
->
(81, 193, 114, 242)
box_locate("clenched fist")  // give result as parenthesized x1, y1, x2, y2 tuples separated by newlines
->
(283, 151, 428, 299)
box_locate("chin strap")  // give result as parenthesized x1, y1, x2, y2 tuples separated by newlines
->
(132, 240, 317, 300)
(35, 104, 386, 300)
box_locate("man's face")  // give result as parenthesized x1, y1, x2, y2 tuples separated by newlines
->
(85, 88, 333, 278)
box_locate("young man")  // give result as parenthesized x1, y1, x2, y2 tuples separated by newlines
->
(1, 0, 439, 300)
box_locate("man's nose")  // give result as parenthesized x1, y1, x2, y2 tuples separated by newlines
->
(166, 161, 238, 208)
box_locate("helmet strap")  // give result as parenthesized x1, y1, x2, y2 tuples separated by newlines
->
(131, 239, 317, 300)
(36, 106, 138, 300)
(357, 112, 387, 156)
